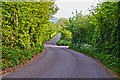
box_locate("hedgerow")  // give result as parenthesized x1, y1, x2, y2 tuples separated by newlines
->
(2, 2, 58, 70)
(61, 2, 120, 77)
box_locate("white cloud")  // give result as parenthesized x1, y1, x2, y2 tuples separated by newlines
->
(53, 0, 101, 19)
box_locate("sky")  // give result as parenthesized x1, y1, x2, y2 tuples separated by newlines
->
(53, 0, 102, 19)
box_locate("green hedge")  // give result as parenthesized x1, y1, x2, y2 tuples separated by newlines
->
(65, 2, 120, 78)
(2, 2, 58, 70)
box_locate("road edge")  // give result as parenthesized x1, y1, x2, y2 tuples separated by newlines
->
(69, 48, 120, 79)
(2, 49, 45, 77)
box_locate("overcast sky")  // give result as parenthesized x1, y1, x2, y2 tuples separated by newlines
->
(53, 0, 102, 19)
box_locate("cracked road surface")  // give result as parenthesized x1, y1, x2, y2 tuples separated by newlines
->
(3, 34, 115, 78)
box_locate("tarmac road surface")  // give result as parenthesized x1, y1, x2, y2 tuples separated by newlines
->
(3, 34, 115, 78)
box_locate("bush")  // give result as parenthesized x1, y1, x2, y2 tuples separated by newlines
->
(2, 2, 58, 70)
(56, 39, 71, 46)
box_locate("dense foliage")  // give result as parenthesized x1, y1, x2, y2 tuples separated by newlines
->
(56, 29, 71, 46)
(60, 2, 120, 77)
(56, 18, 72, 46)
(2, 2, 58, 70)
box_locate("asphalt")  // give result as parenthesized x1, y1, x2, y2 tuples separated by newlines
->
(3, 33, 115, 78)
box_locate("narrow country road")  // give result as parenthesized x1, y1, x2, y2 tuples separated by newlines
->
(3, 34, 115, 78)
